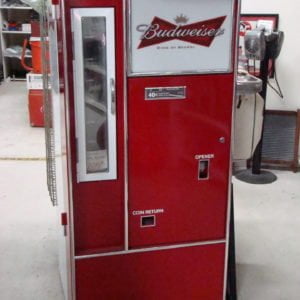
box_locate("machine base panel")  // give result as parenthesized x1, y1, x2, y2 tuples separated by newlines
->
(76, 243, 226, 300)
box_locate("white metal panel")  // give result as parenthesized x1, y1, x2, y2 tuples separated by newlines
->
(128, 0, 234, 75)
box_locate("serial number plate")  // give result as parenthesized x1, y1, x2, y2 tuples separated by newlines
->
(145, 86, 186, 100)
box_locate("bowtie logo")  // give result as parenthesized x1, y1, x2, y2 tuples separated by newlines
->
(137, 15, 227, 49)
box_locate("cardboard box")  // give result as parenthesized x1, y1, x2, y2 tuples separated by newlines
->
(22, 23, 31, 32)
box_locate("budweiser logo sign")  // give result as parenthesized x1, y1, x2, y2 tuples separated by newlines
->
(137, 15, 227, 49)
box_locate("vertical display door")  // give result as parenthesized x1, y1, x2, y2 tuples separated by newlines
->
(71, 7, 125, 255)
(72, 8, 116, 182)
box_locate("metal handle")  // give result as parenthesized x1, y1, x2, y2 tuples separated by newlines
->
(21, 39, 34, 72)
(110, 78, 116, 115)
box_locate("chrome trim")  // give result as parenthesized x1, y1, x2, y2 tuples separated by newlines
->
(61, 0, 76, 299)
(123, 0, 129, 251)
(140, 215, 156, 228)
(222, 1, 241, 299)
(110, 78, 116, 114)
(198, 159, 210, 181)
(126, 0, 235, 77)
(126, 0, 133, 76)
(129, 69, 233, 78)
(75, 239, 226, 260)
(72, 8, 117, 183)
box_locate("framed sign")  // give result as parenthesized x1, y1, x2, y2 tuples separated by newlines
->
(240, 14, 279, 77)
(128, 0, 235, 76)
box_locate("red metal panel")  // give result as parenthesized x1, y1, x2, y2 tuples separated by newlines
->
(128, 75, 234, 248)
(76, 243, 226, 300)
(28, 89, 44, 127)
(64, 0, 125, 255)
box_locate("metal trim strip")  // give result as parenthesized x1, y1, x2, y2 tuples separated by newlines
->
(222, 1, 241, 299)
(75, 239, 226, 260)
(123, 0, 129, 252)
(60, 1, 76, 299)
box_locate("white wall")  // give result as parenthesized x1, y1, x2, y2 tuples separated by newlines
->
(242, 1, 300, 111)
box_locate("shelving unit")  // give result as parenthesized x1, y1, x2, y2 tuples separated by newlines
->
(0, 0, 32, 81)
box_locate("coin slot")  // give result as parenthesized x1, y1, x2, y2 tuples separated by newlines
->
(198, 160, 210, 180)
(141, 215, 156, 227)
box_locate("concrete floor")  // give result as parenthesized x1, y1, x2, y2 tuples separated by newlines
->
(0, 81, 299, 299)
(0, 82, 64, 300)
(234, 172, 300, 300)
(0, 82, 45, 159)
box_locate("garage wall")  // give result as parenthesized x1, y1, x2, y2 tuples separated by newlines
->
(241, 1, 300, 111)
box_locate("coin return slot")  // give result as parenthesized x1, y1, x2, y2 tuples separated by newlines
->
(198, 160, 210, 180)
(141, 215, 156, 227)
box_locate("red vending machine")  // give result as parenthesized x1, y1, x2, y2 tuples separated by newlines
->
(48, 0, 240, 299)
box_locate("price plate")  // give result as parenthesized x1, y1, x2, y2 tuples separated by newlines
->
(145, 86, 186, 100)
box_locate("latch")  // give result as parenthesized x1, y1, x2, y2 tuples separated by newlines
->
(61, 212, 68, 236)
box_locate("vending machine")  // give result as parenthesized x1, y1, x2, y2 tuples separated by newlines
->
(46, 0, 240, 299)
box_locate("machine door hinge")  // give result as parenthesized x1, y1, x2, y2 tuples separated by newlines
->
(61, 212, 68, 236)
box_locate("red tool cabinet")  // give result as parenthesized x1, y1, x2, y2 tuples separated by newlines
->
(48, 0, 240, 299)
